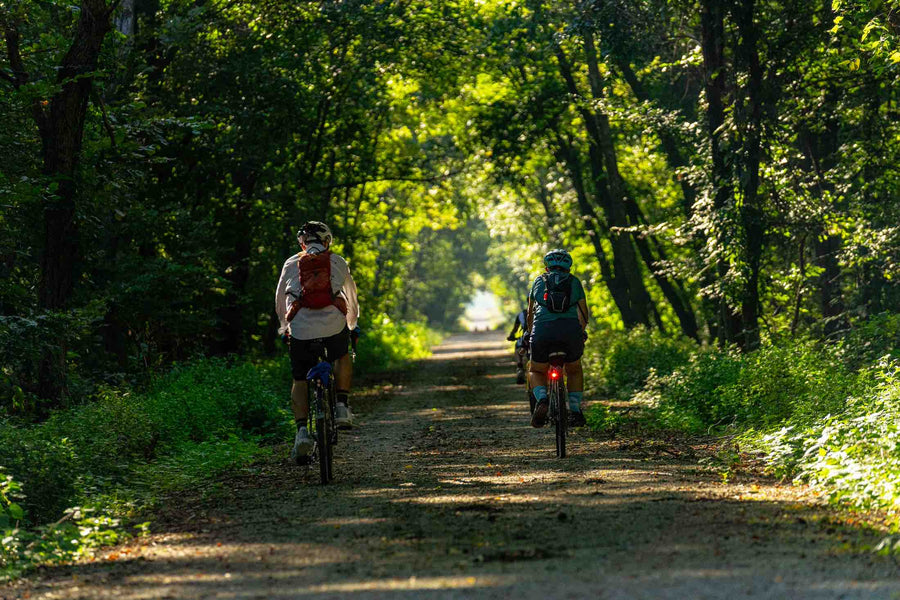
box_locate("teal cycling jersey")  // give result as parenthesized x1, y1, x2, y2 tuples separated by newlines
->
(529, 272, 585, 327)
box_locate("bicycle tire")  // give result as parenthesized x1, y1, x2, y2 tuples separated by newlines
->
(316, 388, 332, 485)
(329, 379, 339, 446)
(324, 390, 335, 481)
(553, 381, 567, 458)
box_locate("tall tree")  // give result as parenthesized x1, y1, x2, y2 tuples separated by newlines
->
(3, 0, 119, 403)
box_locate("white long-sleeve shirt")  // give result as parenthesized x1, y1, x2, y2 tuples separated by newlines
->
(275, 243, 359, 340)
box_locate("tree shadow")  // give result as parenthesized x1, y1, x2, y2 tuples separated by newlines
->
(19, 332, 900, 600)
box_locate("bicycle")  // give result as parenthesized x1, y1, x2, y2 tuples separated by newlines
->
(525, 348, 568, 458)
(509, 335, 527, 385)
(300, 329, 360, 484)
(547, 351, 568, 458)
(304, 341, 338, 485)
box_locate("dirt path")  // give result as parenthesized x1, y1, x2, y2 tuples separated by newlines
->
(12, 332, 900, 599)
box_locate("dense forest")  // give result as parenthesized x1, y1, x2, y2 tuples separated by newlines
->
(2, 0, 900, 576)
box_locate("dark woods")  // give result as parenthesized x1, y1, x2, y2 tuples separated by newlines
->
(2, 0, 899, 415)
(476, 0, 899, 347)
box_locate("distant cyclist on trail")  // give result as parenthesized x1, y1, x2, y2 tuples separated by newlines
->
(526, 249, 590, 428)
(275, 221, 359, 463)
(506, 306, 528, 384)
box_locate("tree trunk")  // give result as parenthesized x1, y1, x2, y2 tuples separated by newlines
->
(554, 42, 656, 329)
(733, 0, 764, 350)
(700, 0, 743, 346)
(18, 0, 116, 403)
(623, 200, 701, 340)
(554, 135, 638, 327)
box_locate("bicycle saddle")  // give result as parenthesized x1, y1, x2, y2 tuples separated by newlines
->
(548, 351, 567, 366)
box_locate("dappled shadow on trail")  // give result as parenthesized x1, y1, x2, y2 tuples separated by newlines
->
(16, 331, 900, 600)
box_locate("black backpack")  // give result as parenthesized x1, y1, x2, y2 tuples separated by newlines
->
(538, 272, 573, 313)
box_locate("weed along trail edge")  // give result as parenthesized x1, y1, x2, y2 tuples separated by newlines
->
(13, 332, 900, 600)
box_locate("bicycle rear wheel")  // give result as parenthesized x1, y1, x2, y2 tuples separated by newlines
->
(552, 381, 567, 458)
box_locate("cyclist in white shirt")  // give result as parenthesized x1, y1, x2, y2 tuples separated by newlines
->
(275, 221, 359, 463)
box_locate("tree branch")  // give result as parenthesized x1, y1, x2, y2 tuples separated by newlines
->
(307, 169, 465, 192)
(3, 23, 27, 88)
(3, 22, 50, 133)
(92, 88, 117, 148)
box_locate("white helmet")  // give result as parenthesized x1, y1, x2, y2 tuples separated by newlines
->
(297, 221, 333, 247)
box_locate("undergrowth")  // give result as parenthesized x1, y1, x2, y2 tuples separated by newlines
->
(0, 316, 440, 578)
(354, 315, 441, 372)
(583, 327, 694, 400)
(0, 358, 291, 578)
(586, 313, 900, 523)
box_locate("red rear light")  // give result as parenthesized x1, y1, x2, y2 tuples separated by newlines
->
(550, 370, 560, 380)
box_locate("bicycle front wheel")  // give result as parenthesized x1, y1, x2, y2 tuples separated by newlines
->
(315, 390, 333, 484)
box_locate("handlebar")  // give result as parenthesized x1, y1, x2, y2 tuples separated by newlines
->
(350, 326, 361, 361)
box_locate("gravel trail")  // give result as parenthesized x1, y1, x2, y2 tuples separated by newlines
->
(11, 331, 900, 599)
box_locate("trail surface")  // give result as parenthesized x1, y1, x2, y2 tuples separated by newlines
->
(12, 332, 900, 599)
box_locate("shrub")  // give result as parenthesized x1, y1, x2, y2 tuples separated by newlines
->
(759, 360, 900, 514)
(719, 342, 860, 427)
(0, 358, 291, 527)
(354, 315, 440, 373)
(643, 340, 862, 433)
(0, 427, 79, 524)
(584, 402, 623, 432)
(839, 312, 900, 370)
(590, 327, 695, 400)
(639, 346, 744, 432)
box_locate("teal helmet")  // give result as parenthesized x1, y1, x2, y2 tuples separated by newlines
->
(543, 249, 572, 271)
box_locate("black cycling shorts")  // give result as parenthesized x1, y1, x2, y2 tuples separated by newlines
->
(289, 327, 350, 380)
(530, 318, 584, 364)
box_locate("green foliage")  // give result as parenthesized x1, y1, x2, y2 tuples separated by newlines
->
(641, 340, 861, 433)
(720, 343, 860, 427)
(354, 316, 441, 373)
(758, 360, 900, 515)
(0, 357, 291, 576)
(586, 327, 695, 400)
(0, 428, 78, 525)
(584, 402, 623, 432)
(637, 346, 745, 432)
(0, 505, 137, 579)
(839, 312, 900, 369)
(0, 310, 103, 415)
(0, 469, 25, 529)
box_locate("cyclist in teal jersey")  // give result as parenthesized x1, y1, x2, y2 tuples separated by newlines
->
(526, 249, 590, 428)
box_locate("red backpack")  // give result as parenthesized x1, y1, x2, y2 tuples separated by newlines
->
(286, 250, 347, 321)
(298, 251, 334, 309)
